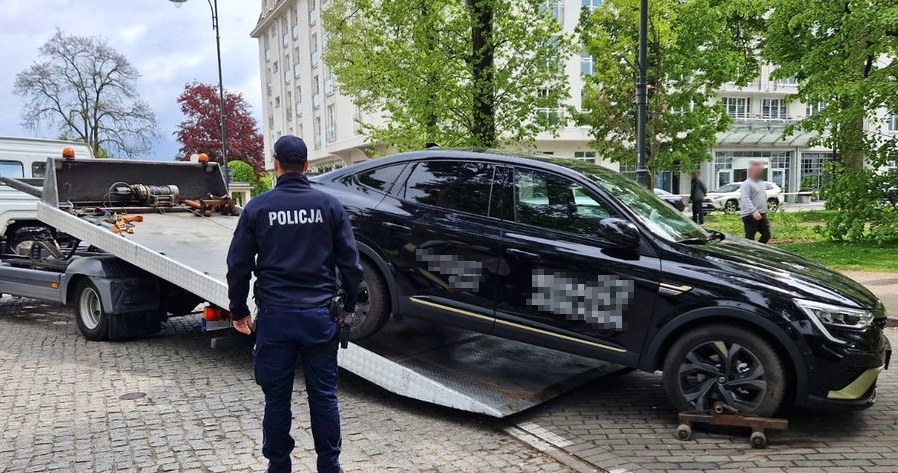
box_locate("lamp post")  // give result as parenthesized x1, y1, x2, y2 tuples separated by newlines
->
(635, 0, 649, 188)
(170, 0, 230, 185)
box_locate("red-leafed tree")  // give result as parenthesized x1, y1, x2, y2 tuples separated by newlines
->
(174, 82, 264, 173)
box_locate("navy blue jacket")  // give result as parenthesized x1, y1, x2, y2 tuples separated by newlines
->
(226, 173, 363, 320)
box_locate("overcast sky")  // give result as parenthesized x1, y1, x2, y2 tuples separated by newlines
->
(0, 0, 263, 160)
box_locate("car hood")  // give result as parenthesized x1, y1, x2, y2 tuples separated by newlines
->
(686, 237, 880, 309)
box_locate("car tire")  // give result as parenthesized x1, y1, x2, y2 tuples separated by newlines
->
(662, 324, 785, 417)
(767, 198, 780, 212)
(723, 200, 739, 213)
(73, 279, 109, 341)
(349, 259, 391, 340)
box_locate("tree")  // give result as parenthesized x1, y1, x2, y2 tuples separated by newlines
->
(228, 160, 272, 198)
(14, 29, 158, 159)
(764, 0, 898, 172)
(577, 0, 766, 182)
(174, 82, 265, 173)
(764, 0, 898, 241)
(322, 0, 573, 151)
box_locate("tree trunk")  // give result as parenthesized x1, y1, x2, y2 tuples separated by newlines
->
(467, 0, 496, 148)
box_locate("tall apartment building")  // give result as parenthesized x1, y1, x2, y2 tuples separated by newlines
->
(252, 0, 898, 194)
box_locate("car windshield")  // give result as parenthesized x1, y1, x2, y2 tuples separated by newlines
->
(713, 183, 741, 193)
(546, 159, 709, 242)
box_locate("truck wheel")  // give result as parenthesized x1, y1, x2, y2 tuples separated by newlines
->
(349, 259, 391, 340)
(74, 280, 109, 341)
(662, 324, 785, 417)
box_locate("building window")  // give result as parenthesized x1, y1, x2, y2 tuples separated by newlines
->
(272, 60, 278, 73)
(723, 97, 750, 119)
(291, 8, 300, 39)
(580, 54, 593, 76)
(806, 102, 826, 117)
(274, 96, 281, 108)
(889, 114, 898, 132)
(582, 0, 602, 10)
(314, 116, 322, 149)
(286, 92, 293, 122)
(800, 152, 833, 191)
(326, 105, 337, 143)
(354, 106, 363, 134)
(761, 98, 787, 119)
(541, 1, 564, 23)
(573, 151, 596, 161)
(310, 33, 320, 68)
(713, 152, 734, 188)
(312, 75, 321, 109)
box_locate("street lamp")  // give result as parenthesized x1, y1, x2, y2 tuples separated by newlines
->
(169, 0, 230, 185)
(635, 0, 649, 188)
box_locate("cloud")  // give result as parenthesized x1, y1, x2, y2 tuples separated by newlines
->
(119, 24, 148, 44)
(0, 0, 263, 161)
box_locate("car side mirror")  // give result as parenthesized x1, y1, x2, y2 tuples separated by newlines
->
(598, 218, 640, 248)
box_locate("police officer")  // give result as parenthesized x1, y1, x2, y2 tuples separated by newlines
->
(226, 135, 362, 473)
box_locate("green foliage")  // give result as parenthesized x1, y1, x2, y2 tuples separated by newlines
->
(820, 165, 898, 243)
(228, 161, 271, 198)
(577, 0, 766, 179)
(763, 0, 898, 170)
(322, 0, 573, 151)
(778, 240, 898, 273)
(703, 210, 831, 241)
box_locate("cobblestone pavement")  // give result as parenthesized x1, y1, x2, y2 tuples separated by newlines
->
(0, 298, 574, 473)
(511, 329, 898, 473)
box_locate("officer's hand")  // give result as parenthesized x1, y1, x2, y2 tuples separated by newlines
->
(232, 316, 253, 335)
(752, 211, 763, 221)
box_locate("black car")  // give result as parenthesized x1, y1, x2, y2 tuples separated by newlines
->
(654, 188, 686, 212)
(313, 149, 889, 417)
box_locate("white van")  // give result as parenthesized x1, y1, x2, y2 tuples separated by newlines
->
(0, 137, 94, 243)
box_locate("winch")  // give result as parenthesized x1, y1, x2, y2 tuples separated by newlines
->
(107, 183, 180, 208)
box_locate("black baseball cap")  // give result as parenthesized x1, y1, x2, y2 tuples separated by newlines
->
(273, 135, 308, 163)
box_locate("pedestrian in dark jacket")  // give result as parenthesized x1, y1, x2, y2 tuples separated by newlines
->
(689, 172, 708, 224)
(227, 135, 362, 473)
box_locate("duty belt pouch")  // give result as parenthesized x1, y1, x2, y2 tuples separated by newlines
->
(330, 292, 351, 349)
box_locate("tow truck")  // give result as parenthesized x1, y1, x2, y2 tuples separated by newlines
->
(0, 156, 621, 417)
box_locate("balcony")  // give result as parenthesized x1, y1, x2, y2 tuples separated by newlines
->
(284, 70, 292, 84)
(311, 51, 320, 68)
(309, 9, 319, 26)
(282, 33, 290, 48)
(326, 124, 336, 143)
(292, 25, 300, 40)
(295, 102, 302, 118)
(536, 107, 564, 126)
(294, 64, 301, 78)
(324, 78, 334, 95)
(312, 94, 321, 109)
(730, 116, 798, 132)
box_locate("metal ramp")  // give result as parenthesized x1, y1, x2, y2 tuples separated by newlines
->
(35, 159, 623, 418)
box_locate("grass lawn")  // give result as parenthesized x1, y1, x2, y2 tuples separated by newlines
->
(701, 210, 898, 273)
(777, 241, 898, 273)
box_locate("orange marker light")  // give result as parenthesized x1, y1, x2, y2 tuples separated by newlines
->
(62, 147, 75, 159)
(197, 153, 210, 163)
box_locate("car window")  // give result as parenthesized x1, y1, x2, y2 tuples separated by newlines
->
(0, 161, 24, 186)
(32, 162, 46, 179)
(514, 167, 613, 236)
(357, 163, 406, 194)
(404, 161, 494, 216)
(715, 183, 740, 193)
(765, 182, 775, 190)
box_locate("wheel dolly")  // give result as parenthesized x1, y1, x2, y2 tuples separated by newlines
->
(676, 402, 788, 449)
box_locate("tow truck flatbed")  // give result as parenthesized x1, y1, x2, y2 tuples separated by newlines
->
(3, 158, 622, 417)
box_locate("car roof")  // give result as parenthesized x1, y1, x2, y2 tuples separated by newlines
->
(317, 148, 614, 182)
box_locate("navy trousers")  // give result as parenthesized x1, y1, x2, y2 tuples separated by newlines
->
(253, 307, 341, 473)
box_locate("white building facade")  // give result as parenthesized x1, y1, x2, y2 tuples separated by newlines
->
(251, 0, 898, 194)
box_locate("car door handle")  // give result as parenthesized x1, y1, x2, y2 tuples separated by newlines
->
(381, 222, 412, 234)
(505, 248, 539, 259)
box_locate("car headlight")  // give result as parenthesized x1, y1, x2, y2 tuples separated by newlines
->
(795, 299, 875, 332)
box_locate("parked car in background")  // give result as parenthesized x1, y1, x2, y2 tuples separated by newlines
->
(703, 181, 784, 213)
(654, 188, 686, 212)
(313, 149, 889, 418)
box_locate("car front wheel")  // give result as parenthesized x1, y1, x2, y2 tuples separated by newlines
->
(723, 200, 739, 213)
(348, 259, 391, 340)
(662, 324, 786, 417)
(767, 198, 780, 212)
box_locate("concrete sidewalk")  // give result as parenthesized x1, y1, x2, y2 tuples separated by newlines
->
(842, 270, 898, 318)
